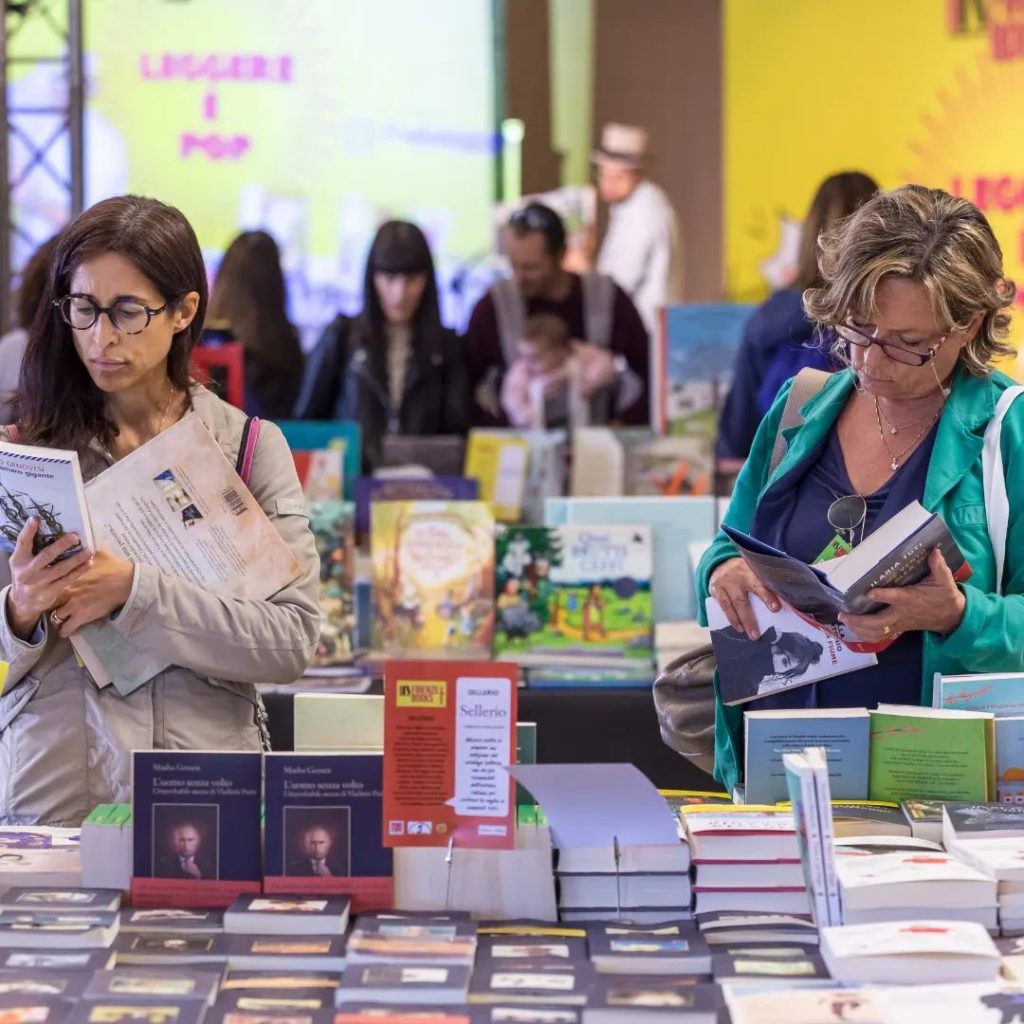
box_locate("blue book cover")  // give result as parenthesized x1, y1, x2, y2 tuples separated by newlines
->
(354, 475, 478, 538)
(934, 673, 1024, 716)
(743, 709, 870, 807)
(277, 421, 361, 499)
(543, 496, 722, 621)
(997, 717, 1024, 803)
(263, 753, 393, 911)
(657, 302, 755, 435)
(131, 751, 262, 907)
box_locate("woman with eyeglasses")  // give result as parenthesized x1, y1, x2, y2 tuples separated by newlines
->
(693, 185, 1023, 792)
(0, 194, 320, 826)
(293, 220, 470, 470)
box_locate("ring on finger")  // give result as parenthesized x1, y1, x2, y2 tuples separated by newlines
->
(50, 611, 65, 627)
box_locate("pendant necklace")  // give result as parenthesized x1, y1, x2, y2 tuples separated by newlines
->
(873, 397, 940, 471)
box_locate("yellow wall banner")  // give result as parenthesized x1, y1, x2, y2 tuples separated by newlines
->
(726, 0, 1024, 372)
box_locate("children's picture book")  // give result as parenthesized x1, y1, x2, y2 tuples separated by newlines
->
(494, 524, 653, 666)
(306, 500, 356, 673)
(371, 501, 495, 659)
(263, 752, 393, 911)
(0, 440, 94, 557)
(292, 447, 345, 502)
(706, 595, 876, 705)
(131, 751, 262, 909)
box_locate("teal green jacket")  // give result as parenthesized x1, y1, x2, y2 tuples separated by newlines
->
(696, 366, 1024, 793)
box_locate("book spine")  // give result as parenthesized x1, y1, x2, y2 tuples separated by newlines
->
(811, 762, 842, 927)
(783, 758, 828, 927)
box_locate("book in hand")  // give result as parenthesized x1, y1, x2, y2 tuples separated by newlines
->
(722, 500, 969, 648)
(584, 979, 723, 1024)
(585, 921, 710, 975)
(706, 596, 875, 705)
(0, 440, 94, 557)
(335, 963, 471, 1005)
(74, 412, 302, 694)
(223, 894, 351, 935)
(819, 918, 999, 985)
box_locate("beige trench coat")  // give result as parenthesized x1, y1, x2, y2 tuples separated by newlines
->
(0, 387, 321, 825)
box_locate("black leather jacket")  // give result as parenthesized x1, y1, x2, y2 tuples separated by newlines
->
(293, 315, 471, 470)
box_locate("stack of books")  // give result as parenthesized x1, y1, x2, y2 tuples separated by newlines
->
(678, 805, 807, 917)
(833, 846, 998, 931)
(584, 919, 711, 975)
(555, 840, 691, 923)
(337, 910, 476, 1005)
(942, 801, 1024, 934)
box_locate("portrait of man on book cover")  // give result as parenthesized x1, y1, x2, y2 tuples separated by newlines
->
(284, 807, 350, 877)
(152, 804, 219, 881)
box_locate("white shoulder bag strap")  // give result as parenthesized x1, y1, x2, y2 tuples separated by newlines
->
(982, 384, 1024, 594)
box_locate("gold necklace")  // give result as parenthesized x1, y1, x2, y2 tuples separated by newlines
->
(874, 397, 943, 436)
(873, 397, 940, 471)
(155, 386, 178, 439)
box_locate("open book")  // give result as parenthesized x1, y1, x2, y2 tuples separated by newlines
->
(74, 413, 301, 694)
(723, 500, 969, 652)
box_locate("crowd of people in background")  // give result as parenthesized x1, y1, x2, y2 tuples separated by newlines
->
(0, 119, 887, 483)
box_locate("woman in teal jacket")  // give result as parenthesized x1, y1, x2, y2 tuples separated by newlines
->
(696, 185, 1024, 793)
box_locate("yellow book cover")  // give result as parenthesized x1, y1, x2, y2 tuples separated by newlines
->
(371, 500, 495, 658)
(464, 432, 530, 522)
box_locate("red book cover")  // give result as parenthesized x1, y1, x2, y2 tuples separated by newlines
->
(382, 660, 518, 851)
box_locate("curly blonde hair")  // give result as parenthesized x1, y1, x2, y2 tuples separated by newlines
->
(803, 184, 1016, 376)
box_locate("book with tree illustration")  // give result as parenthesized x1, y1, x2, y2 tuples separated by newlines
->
(306, 500, 357, 674)
(0, 441, 94, 557)
(370, 500, 495, 658)
(494, 524, 653, 666)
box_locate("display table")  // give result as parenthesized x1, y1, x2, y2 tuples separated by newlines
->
(261, 685, 712, 790)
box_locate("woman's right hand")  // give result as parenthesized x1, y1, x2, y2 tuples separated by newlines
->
(708, 557, 781, 640)
(6, 518, 93, 641)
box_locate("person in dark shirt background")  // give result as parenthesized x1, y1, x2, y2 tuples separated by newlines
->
(464, 202, 649, 426)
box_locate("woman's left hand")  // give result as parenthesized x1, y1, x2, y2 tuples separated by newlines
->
(838, 548, 966, 642)
(50, 550, 135, 639)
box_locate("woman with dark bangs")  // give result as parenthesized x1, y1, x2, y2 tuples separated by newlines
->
(294, 220, 470, 468)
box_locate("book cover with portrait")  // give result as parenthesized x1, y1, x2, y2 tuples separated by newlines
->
(263, 753, 392, 912)
(706, 594, 877, 706)
(131, 751, 262, 909)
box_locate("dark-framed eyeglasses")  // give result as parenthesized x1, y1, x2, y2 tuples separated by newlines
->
(835, 322, 947, 367)
(827, 493, 867, 547)
(54, 294, 173, 335)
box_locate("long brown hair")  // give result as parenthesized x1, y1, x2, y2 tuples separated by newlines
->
(207, 230, 303, 417)
(17, 195, 207, 448)
(793, 172, 879, 291)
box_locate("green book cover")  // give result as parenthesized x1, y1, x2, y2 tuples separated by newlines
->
(868, 706, 993, 803)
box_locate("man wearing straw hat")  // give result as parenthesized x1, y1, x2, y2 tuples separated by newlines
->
(594, 122, 683, 338)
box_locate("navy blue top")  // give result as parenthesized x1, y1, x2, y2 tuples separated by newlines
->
(745, 420, 939, 711)
(716, 289, 835, 460)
